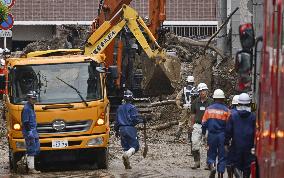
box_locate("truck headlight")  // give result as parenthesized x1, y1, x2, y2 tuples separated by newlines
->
(87, 137, 103, 146)
(13, 123, 21, 130)
(97, 118, 105, 125)
(16, 141, 26, 149)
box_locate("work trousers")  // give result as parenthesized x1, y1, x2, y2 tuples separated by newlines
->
(24, 137, 40, 156)
(178, 108, 191, 129)
(207, 132, 226, 173)
(191, 123, 202, 151)
(119, 126, 140, 152)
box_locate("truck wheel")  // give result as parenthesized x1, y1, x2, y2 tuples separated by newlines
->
(96, 148, 109, 169)
(9, 147, 19, 173)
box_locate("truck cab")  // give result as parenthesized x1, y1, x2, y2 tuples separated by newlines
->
(3, 49, 111, 170)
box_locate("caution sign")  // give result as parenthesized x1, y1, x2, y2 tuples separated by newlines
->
(2, 0, 15, 8)
(0, 13, 14, 30)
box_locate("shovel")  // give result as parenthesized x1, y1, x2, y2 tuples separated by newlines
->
(142, 121, 148, 158)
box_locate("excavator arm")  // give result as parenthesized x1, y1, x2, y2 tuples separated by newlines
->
(93, 0, 132, 31)
(85, 5, 166, 61)
(85, 4, 180, 95)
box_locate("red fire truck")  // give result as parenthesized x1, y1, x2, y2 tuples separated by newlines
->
(248, 0, 284, 177)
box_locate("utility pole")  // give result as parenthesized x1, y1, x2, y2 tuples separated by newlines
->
(240, 0, 253, 24)
(217, 0, 228, 57)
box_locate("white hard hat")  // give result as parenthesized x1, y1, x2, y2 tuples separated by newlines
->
(238, 93, 251, 104)
(232, 95, 240, 105)
(0, 59, 5, 66)
(4, 48, 10, 53)
(186, 76, 194, 83)
(197, 83, 208, 91)
(213, 89, 225, 99)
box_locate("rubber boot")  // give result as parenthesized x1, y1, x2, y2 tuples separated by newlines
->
(122, 147, 135, 169)
(187, 129, 192, 143)
(227, 165, 234, 178)
(209, 163, 216, 178)
(174, 127, 183, 140)
(234, 168, 242, 178)
(27, 156, 40, 174)
(243, 169, 251, 178)
(218, 172, 223, 178)
(191, 151, 200, 169)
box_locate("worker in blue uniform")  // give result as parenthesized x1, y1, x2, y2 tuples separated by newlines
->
(225, 93, 256, 178)
(202, 89, 231, 178)
(21, 91, 41, 174)
(226, 95, 239, 178)
(114, 89, 145, 169)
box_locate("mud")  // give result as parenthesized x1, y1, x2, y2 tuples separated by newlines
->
(0, 105, 215, 178)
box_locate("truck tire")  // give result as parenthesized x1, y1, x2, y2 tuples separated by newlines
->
(96, 148, 109, 169)
(9, 147, 21, 173)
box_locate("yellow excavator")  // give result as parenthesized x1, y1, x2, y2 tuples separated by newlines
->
(84, 4, 180, 97)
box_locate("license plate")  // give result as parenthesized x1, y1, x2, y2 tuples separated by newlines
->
(52, 140, 68, 148)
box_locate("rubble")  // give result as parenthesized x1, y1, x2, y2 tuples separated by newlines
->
(0, 26, 236, 177)
(22, 25, 91, 55)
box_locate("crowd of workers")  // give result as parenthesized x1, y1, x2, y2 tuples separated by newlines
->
(174, 75, 256, 178)
(20, 74, 255, 177)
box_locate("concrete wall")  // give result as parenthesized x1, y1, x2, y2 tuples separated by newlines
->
(231, 0, 242, 57)
(12, 25, 55, 41)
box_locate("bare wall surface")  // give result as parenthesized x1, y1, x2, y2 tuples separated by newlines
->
(11, 0, 217, 22)
(12, 25, 55, 41)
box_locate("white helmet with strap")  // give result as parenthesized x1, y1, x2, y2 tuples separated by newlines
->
(238, 93, 251, 104)
(212, 89, 225, 99)
(232, 95, 240, 105)
(197, 83, 208, 91)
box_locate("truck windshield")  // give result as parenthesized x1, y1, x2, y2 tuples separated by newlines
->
(12, 62, 102, 104)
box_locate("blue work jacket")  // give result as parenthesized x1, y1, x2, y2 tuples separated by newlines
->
(21, 102, 39, 138)
(202, 102, 230, 135)
(114, 102, 143, 132)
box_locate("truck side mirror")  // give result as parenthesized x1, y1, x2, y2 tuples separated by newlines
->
(108, 65, 118, 80)
(239, 23, 255, 50)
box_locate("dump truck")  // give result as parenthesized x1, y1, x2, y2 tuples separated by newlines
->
(2, 49, 112, 170)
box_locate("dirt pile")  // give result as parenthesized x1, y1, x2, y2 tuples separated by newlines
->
(163, 32, 236, 97)
(22, 25, 90, 54)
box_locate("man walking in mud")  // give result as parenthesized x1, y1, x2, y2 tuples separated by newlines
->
(114, 89, 145, 169)
(175, 75, 198, 142)
(190, 83, 213, 169)
(202, 89, 230, 178)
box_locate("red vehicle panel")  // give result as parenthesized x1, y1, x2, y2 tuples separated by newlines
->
(255, 0, 284, 177)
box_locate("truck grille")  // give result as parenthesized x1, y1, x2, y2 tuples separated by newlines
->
(37, 120, 92, 134)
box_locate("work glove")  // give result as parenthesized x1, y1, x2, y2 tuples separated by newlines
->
(27, 131, 34, 139)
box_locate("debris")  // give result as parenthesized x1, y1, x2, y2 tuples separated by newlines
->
(204, 7, 239, 54)
(151, 121, 179, 131)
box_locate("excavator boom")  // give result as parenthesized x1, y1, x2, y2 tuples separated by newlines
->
(86, 4, 180, 95)
(93, 0, 132, 31)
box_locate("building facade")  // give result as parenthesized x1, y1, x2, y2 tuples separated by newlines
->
(8, 0, 217, 50)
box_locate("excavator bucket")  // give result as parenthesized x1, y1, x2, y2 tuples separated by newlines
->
(141, 53, 181, 96)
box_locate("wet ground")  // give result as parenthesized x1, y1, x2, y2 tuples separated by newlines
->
(0, 127, 214, 178)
